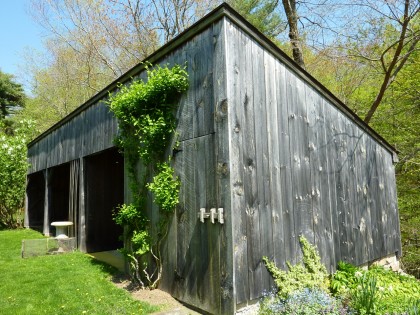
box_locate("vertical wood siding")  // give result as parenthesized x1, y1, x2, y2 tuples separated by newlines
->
(167, 20, 234, 313)
(225, 19, 401, 304)
(26, 6, 401, 313)
(27, 100, 117, 174)
(27, 17, 234, 313)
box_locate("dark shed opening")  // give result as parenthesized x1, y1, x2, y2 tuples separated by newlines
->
(49, 162, 70, 225)
(85, 148, 124, 252)
(26, 171, 45, 232)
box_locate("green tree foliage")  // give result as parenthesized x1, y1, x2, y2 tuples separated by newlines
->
(17, 44, 106, 134)
(22, 0, 162, 134)
(0, 71, 25, 126)
(228, 0, 284, 41)
(367, 49, 420, 277)
(0, 120, 34, 229)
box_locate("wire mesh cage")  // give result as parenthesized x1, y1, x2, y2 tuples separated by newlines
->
(21, 238, 76, 258)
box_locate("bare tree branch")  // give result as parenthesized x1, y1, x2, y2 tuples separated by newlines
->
(364, 0, 418, 123)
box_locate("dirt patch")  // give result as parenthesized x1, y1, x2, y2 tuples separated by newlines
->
(111, 274, 202, 314)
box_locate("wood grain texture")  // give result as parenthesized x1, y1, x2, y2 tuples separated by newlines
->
(26, 9, 401, 313)
(224, 17, 400, 305)
(307, 86, 335, 271)
(264, 50, 285, 277)
(225, 21, 248, 306)
(28, 99, 116, 174)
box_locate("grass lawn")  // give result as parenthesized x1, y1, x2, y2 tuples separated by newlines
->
(0, 229, 158, 315)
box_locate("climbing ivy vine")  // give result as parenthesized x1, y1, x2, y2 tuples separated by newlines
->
(109, 64, 188, 288)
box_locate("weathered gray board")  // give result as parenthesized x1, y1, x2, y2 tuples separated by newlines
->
(27, 100, 117, 174)
(223, 17, 401, 305)
(26, 4, 401, 314)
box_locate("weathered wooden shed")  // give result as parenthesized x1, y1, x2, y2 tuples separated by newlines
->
(25, 3, 401, 314)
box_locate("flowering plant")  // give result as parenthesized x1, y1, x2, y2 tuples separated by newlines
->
(259, 288, 350, 315)
(0, 120, 34, 228)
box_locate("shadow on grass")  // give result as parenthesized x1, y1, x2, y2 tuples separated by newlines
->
(86, 253, 142, 293)
(88, 255, 119, 274)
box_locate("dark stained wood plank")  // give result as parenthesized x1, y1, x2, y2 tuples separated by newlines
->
(204, 135, 220, 311)
(353, 131, 370, 265)
(97, 102, 106, 153)
(242, 32, 263, 301)
(345, 117, 358, 265)
(214, 18, 234, 315)
(196, 136, 211, 309)
(178, 140, 198, 305)
(361, 134, 374, 264)
(276, 61, 297, 266)
(307, 86, 335, 271)
(366, 137, 381, 261)
(253, 39, 272, 294)
(78, 157, 87, 252)
(43, 169, 50, 236)
(192, 27, 215, 139)
(225, 21, 249, 305)
(176, 38, 197, 142)
(287, 69, 314, 263)
(383, 151, 401, 255)
(335, 111, 352, 263)
(264, 51, 285, 272)
(375, 145, 387, 257)
(322, 102, 342, 266)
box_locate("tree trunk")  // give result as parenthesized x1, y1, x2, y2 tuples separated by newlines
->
(282, 0, 305, 68)
(364, 0, 419, 124)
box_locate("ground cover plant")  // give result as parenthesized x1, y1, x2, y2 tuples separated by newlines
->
(261, 236, 420, 315)
(332, 262, 420, 315)
(261, 236, 349, 314)
(0, 229, 158, 315)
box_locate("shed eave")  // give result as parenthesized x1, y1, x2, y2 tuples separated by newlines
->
(27, 3, 231, 149)
(220, 5, 397, 157)
(27, 2, 397, 157)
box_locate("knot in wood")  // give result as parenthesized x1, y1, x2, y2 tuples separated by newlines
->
(217, 162, 229, 176)
(215, 99, 228, 121)
(220, 99, 228, 114)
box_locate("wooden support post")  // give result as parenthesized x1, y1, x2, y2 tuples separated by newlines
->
(24, 176, 29, 228)
(78, 157, 87, 252)
(43, 169, 51, 236)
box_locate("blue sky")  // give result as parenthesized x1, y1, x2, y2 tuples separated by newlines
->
(0, 0, 44, 78)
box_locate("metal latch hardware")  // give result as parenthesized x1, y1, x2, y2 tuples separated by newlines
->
(198, 208, 224, 224)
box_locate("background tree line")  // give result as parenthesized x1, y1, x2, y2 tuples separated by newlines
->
(1, 0, 418, 277)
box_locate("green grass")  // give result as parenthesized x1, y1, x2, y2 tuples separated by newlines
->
(0, 229, 159, 315)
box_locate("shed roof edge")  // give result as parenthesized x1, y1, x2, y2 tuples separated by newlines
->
(28, 2, 397, 156)
(220, 6, 397, 156)
(27, 3, 230, 148)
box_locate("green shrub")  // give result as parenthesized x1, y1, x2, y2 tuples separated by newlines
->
(0, 120, 34, 229)
(263, 236, 330, 299)
(331, 262, 420, 314)
(263, 238, 420, 315)
(146, 161, 180, 214)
